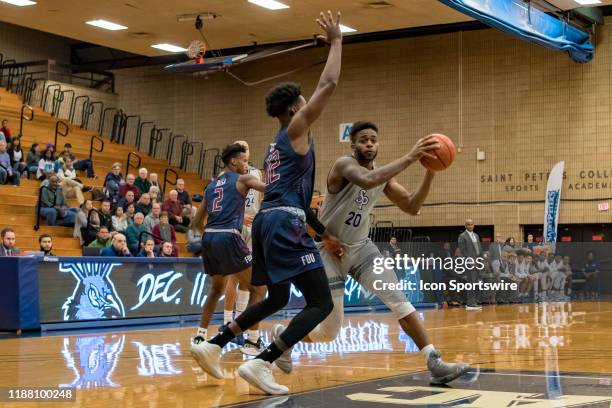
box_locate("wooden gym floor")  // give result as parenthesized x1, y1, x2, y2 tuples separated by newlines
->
(1, 301, 611, 407)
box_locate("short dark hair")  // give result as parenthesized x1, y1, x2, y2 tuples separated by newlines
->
(1, 227, 14, 238)
(265, 82, 302, 118)
(350, 121, 378, 143)
(38, 233, 52, 243)
(64, 143, 72, 148)
(221, 143, 246, 166)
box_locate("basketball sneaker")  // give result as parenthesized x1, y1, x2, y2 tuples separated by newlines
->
(271, 324, 293, 374)
(241, 337, 266, 356)
(218, 323, 245, 346)
(427, 350, 470, 385)
(238, 359, 289, 395)
(190, 341, 224, 379)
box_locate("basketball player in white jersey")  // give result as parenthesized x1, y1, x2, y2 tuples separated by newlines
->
(271, 121, 470, 384)
(222, 140, 265, 355)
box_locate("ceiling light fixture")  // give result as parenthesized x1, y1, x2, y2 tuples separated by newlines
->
(339, 24, 357, 33)
(248, 0, 289, 10)
(151, 43, 188, 53)
(574, 0, 601, 4)
(86, 19, 128, 31)
(0, 0, 37, 6)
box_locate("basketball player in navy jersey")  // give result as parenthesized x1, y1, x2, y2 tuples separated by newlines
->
(195, 10, 344, 395)
(190, 143, 267, 365)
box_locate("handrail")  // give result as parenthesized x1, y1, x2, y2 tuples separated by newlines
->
(111, 110, 125, 143)
(180, 140, 196, 170)
(2, 59, 17, 91)
(25, 78, 45, 106)
(122, 115, 140, 145)
(89, 135, 105, 159)
(126, 151, 142, 176)
(213, 154, 223, 177)
(52, 89, 74, 117)
(202, 148, 221, 179)
(69, 95, 89, 122)
(190, 141, 204, 174)
(42, 83, 61, 111)
(167, 133, 185, 164)
(18, 104, 34, 137)
(34, 184, 57, 231)
(81, 101, 103, 130)
(136, 121, 154, 151)
(53, 120, 69, 148)
(99, 107, 117, 135)
(149, 127, 169, 158)
(163, 168, 179, 195)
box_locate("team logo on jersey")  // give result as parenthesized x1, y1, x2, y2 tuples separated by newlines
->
(215, 177, 227, 187)
(355, 189, 369, 210)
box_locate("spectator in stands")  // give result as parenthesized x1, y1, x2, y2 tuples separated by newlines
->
(489, 233, 504, 263)
(181, 203, 195, 225)
(119, 173, 141, 200)
(118, 190, 136, 210)
(38, 175, 77, 226)
(57, 157, 86, 205)
(492, 252, 512, 303)
(0, 119, 12, 143)
(135, 168, 151, 194)
(98, 200, 113, 232)
(176, 178, 191, 206)
(38, 234, 54, 256)
(87, 226, 112, 249)
(8, 137, 28, 179)
(186, 227, 202, 256)
(522, 234, 538, 251)
(149, 172, 162, 194)
(60, 143, 96, 179)
(458, 218, 483, 310)
(515, 252, 531, 300)
(163, 190, 189, 232)
(125, 212, 147, 254)
(112, 206, 129, 233)
(561, 255, 573, 298)
(478, 251, 496, 304)
(0, 140, 19, 186)
(125, 202, 136, 221)
(384, 236, 401, 258)
(104, 162, 123, 203)
(135, 193, 152, 216)
(503, 237, 517, 253)
(533, 251, 550, 302)
(526, 254, 539, 300)
(0, 227, 19, 256)
(74, 200, 99, 245)
(100, 233, 132, 257)
(153, 212, 178, 256)
(37, 147, 56, 181)
(144, 202, 161, 233)
(149, 185, 162, 204)
(159, 241, 175, 257)
(582, 250, 601, 300)
(26, 143, 41, 178)
(137, 238, 156, 258)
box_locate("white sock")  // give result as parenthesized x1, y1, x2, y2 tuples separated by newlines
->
(235, 289, 250, 318)
(421, 344, 436, 361)
(196, 327, 207, 339)
(246, 329, 259, 342)
(223, 310, 233, 325)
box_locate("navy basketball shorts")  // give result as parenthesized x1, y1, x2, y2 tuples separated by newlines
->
(251, 209, 323, 286)
(201, 231, 252, 276)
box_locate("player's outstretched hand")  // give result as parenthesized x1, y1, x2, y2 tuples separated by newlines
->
(407, 135, 440, 162)
(316, 10, 342, 44)
(322, 231, 344, 259)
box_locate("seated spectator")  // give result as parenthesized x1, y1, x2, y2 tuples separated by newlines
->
(60, 143, 96, 179)
(478, 251, 497, 304)
(125, 202, 136, 222)
(137, 238, 156, 258)
(98, 200, 114, 232)
(0, 119, 12, 143)
(112, 206, 129, 233)
(135, 193, 152, 216)
(100, 233, 132, 257)
(0, 227, 19, 256)
(186, 227, 202, 256)
(582, 250, 601, 300)
(158, 241, 175, 257)
(163, 190, 190, 233)
(176, 178, 191, 206)
(26, 143, 41, 178)
(38, 234, 54, 256)
(149, 185, 162, 204)
(118, 190, 136, 210)
(87, 226, 112, 249)
(125, 212, 147, 254)
(0, 140, 19, 186)
(135, 167, 151, 194)
(181, 203, 195, 226)
(144, 202, 161, 233)
(503, 237, 517, 253)
(149, 172, 162, 194)
(522, 234, 538, 252)
(37, 175, 77, 226)
(152, 212, 178, 256)
(560, 255, 574, 298)
(37, 147, 56, 181)
(58, 157, 87, 205)
(119, 173, 141, 200)
(515, 253, 531, 300)
(104, 162, 123, 203)
(8, 137, 28, 179)
(74, 200, 99, 246)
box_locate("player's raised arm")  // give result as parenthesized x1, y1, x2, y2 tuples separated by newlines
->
(238, 174, 266, 194)
(383, 171, 435, 216)
(287, 11, 343, 151)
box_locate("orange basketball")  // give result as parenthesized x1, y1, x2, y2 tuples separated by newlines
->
(419, 133, 456, 171)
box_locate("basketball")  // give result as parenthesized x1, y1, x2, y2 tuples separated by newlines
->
(419, 133, 456, 171)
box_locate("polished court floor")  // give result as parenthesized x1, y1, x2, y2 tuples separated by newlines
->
(1, 301, 611, 407)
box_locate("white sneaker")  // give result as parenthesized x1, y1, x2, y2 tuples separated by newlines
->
(238, 359, 289, 395)
(271, 324, 293, 374)
(190, 341, 224, 379)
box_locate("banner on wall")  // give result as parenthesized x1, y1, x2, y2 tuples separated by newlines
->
(544, 161, 565, 251)
(339, 123, 352, 143)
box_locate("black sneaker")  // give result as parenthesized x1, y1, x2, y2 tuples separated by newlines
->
(240, 337, 265, 356)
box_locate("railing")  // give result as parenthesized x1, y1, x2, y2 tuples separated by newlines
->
(52, 88, 74, 117)
(163, 168, 179, 195)
(167, 133, 185, 165)
(42, 83, 61, 111)
(81, 101, 103, 130)
(18, 104, 34, 137)
(111, 110, 126, 143)
(201, 148, 220, 180)
(136, 121, 154, 151)
(53, 120, 69, 148)
(149, 127, 169, 158)
(126, 152, 142, 176)
(34, 185, 56, 231)
(121, 115, 140, 145)
(89, 135, 104, 159)
(69, 95, 89, 123)
(99, 107, 117, 136)
(180, 140, 196, 171)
